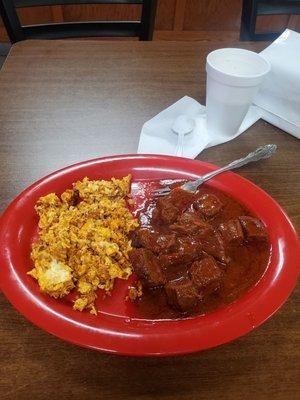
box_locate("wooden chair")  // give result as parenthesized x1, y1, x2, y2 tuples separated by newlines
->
(240, 0, 300, 41)
(0, 0, 157, 43)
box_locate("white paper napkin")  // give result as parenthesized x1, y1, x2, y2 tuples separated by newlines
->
(255, 29, 300, 139)
(138, 29, 299, 158)
(138, 96, 261, 158)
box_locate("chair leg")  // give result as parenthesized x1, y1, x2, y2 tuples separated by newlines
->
(251, 32, 283, 41)
(140, 0, 157, 41)
(0, 0, 24, 43)
(240, 0, 258, 41)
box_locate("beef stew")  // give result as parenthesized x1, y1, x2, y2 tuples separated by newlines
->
(129, 184, 271, 319)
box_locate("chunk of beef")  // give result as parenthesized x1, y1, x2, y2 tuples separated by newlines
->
(160, 203, 179, 225)
(238, 216, 268, 241)
(189, 257, 223, 294)
(156, 188, 195, 225)
(170, 211, 212, 236)
(167, 188, 196, 211)
(156, 198, 179, 225)
(155, 232, 177, 253)
(165, 278, 200, 311)
(159, 251, 195, 267)
(131, 230, 143, 248)
(151, 207, 162, 224)
(129, 248, 166, 288)
(193, 193, 223, 218)
(159, 238, 202, 267)
(218, 218, 244, 245)
(197, 229, 229, 264)
(132, 228, 176, 254)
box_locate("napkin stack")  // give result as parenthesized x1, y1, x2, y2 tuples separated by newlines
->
(138, 29, 300, 158)
(255, 29, 300, 138)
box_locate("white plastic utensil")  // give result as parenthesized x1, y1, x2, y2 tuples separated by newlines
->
(172, 114, 195, 156)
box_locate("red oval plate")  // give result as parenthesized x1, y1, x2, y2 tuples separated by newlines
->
(0, 155, 299, 356)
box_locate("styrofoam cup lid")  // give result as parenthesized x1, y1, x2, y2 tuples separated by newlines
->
(206, 48, 271, 87)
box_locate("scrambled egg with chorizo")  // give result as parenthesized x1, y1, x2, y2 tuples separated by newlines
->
(28, 175, 139, 314)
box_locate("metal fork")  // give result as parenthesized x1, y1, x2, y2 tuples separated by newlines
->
(153, 144, 277, 197)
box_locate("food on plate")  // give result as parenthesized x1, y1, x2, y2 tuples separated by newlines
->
(129, 185, 270, 319)
(128, 248, 166, 288)
(28, 173, 271, 319)
(28, 175, 139, 314)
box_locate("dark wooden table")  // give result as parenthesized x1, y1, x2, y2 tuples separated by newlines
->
(0, 40, 299, 400)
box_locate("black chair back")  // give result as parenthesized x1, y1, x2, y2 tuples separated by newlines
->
(0, 0, 157, 42)
(240, 0, 300, 41)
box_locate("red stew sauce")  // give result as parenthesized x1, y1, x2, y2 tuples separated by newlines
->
(129, 184, 271, 320)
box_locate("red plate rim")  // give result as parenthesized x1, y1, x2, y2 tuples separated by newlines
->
(0, 154, 299, 356)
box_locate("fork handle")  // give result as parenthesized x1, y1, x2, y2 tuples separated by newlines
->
(187, 144, 277, 191)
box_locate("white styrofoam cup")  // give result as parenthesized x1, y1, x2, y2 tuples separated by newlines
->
(206, 48, 271, 137)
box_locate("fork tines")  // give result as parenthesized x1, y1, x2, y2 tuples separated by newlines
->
(153, 187, 172, 197)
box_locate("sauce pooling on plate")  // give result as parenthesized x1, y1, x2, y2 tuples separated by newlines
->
(129, 184, 271, 320)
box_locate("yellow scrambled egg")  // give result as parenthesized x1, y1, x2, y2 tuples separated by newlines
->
(28, 175, 139, 314)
